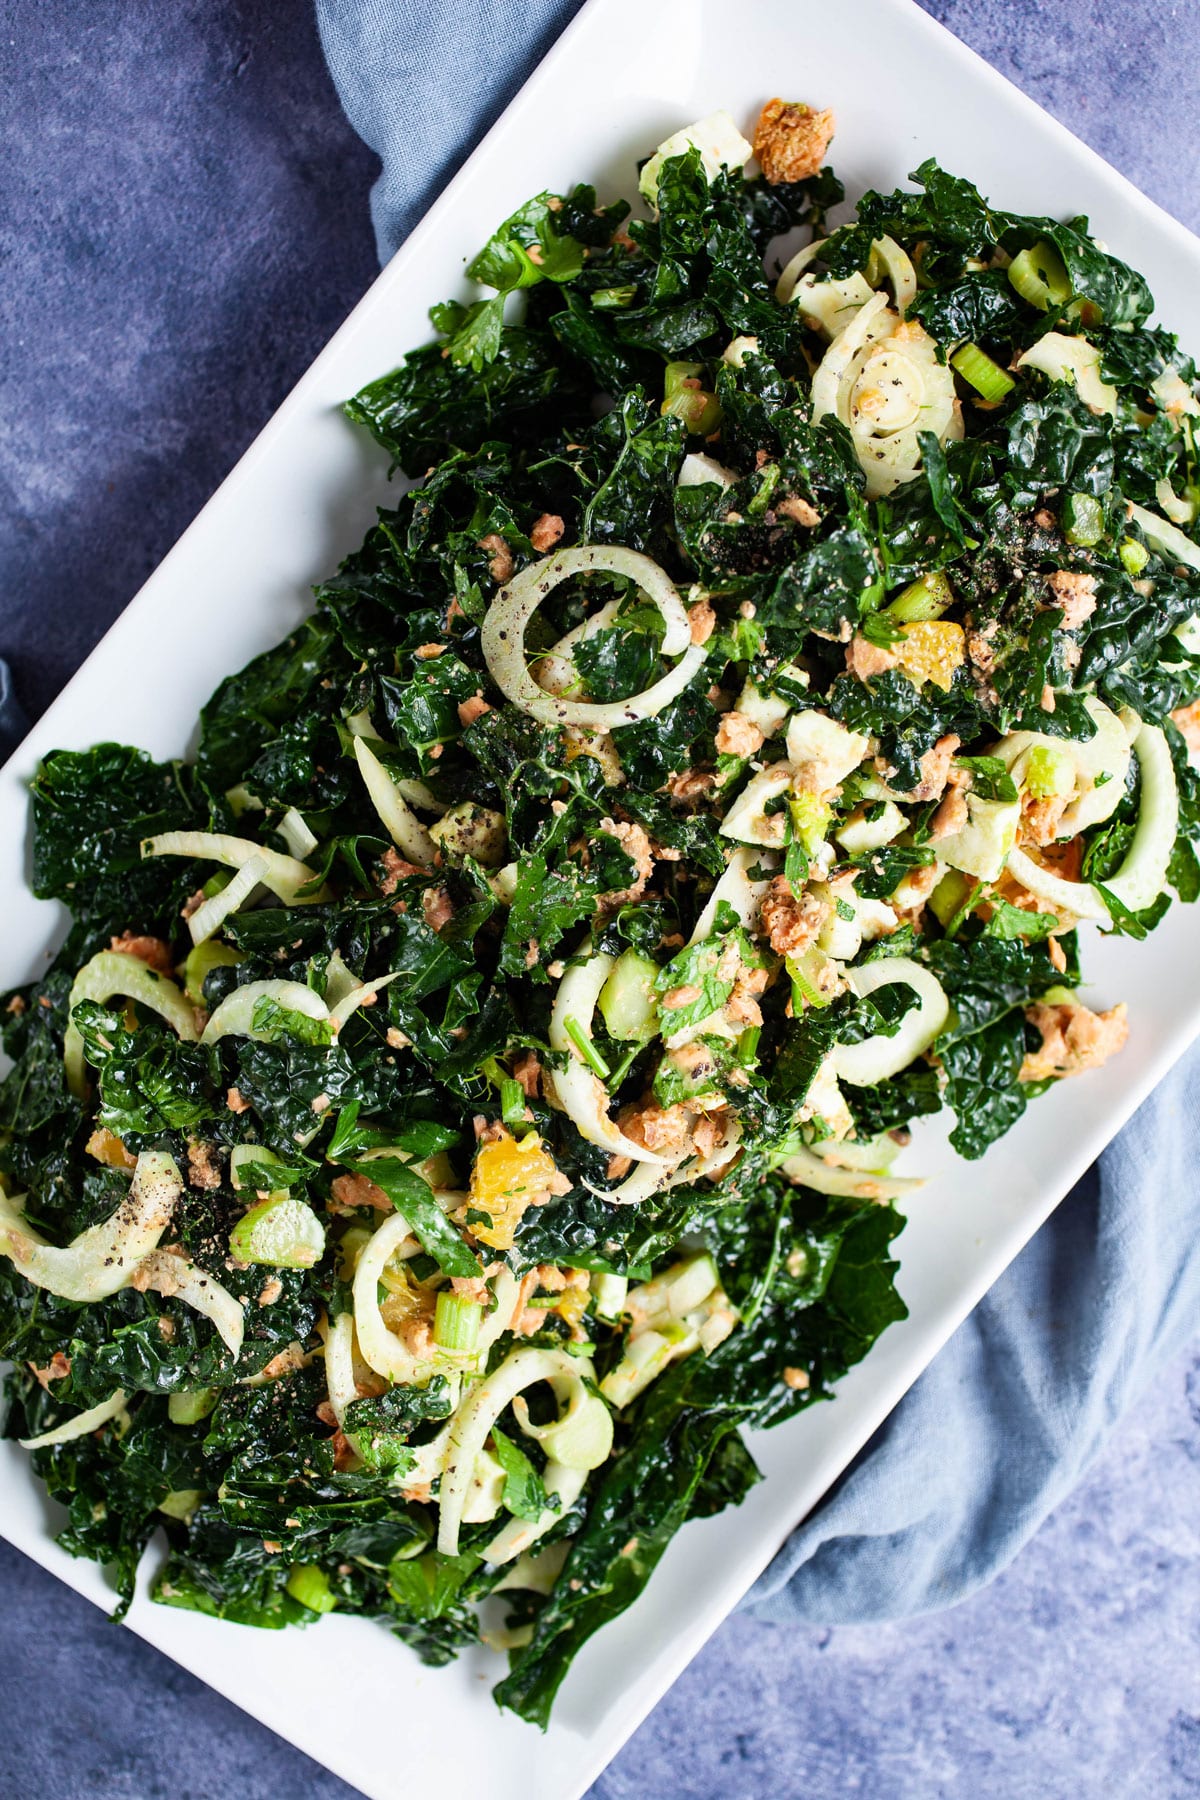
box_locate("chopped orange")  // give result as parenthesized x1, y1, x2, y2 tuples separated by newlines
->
(896, 621, 966, 693)
(467, 1130, 562, 1251)
(85, 1127, 137, 1171)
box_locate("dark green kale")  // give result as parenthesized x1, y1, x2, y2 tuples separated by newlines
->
(4, 126, 1198, 1728)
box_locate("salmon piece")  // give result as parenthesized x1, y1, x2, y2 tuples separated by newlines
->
(1020, 999, 1128, 1083)
(759, 877, 830, 956)
(753, 99, 835, 184)
(715, 711, 765, 757)
(529, 513, 565, 553)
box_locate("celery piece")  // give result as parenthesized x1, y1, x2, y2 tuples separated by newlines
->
(787, 946, 835, 1010)
(661, 360, 721, 436)
(1024, 743, 1075, 800)
(591, 1271, 628, 1322)
(788, 790, 831, 854)
(168, 1389, 217, 1426)
(590, 284, 637, 310)
(434, 1288, 482, 1354)
(597, 949, 661, 1043)
(1063, 492, 1104, 547)
(1120, 536, 1150, 577)
(285, 1564, 337, 1616)
(886, 570, 955, 622)
(500, 1078, 527, 1126)
(1008, 240, 1071, 311)
(950, 341, 1015, 402)
(927, 868, 973, 931)
(158, 1488, 203, 1522)
(229, 1195, 325, 1269)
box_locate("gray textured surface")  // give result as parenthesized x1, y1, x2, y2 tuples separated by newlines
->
(1, 2, 1198, 1796)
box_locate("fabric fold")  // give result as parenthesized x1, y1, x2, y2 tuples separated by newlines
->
(315, 0, 584, 265)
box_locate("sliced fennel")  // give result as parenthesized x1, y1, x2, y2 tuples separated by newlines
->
(1003, 720, 1178, 924)
(549, 947, 668, 1165)
(351, 1210, 432, 1385)
(600, 1253, 737, 1409)
(676, 451, 738, 490)
(322, 1311, 360, 1436)
(133, 1250, 245, 1357)
(438, 1346, 603, 1555)
(277, 807, 318, 858)
(484, 1469, 587, 1568)
(511, 1374, 613, 1470)
(0, 1151, 182, 1302)
(185, 853, 270, 947)
(20, 1389, 130, 1451)
(142, 830, 326, 903)
(638, 109, 752, 205)
(200, 978, 329, 1045)
(934, 793, 1020, 883)
(63, 949, 198, 1097)
(328, 970, 403, 1032)
(719, 766, 794, 849)
(994, 697, 1131, 836)
(1127, 501, 1200, 576)
(353, 735, 437, 865)
(833, 959, 950, 1086)
(480, 546, 706, 732)
(692, 846, 776, 940)
(780, 1144, 924, 1202)
(584, 1118, 743, 1207)
(810, 292, 961, 497)
(1016, 331, 1117, 415)
(533, 597, 623, 698)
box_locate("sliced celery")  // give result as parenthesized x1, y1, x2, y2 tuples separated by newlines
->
(597, 949, 661, 1043)
(788, 791, 831, 854)
(950, 341, 1015, 402)
(1008, 240, 1071, 310)
(500, 1077, 527, 1126)
(590, 284, 637, 310)
(229, 1194, 325, 1269)
(434, 1289, 482, 1353)
(787, 946, 835, 1010)
(661, 360, 721, 436)
(591, 1271, 628, 1322)
(168, 1388, 217, 1426)
(886, 570, 955, 622)
(1063, 492, 1104, 547)
(285, 1564, 336, 1615)
(1120, 536, 1150, 576)
(1024, 743, 1075, 800)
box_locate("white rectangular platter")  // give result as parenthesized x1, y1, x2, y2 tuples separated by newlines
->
(3, 1, 1200, 1795)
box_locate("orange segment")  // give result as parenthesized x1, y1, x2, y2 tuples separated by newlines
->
(896, 620, 965, 693)
(467, 1130, 562, 1250)
(85, 1127, 137, 1170)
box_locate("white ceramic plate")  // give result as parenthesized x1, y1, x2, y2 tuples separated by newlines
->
(3, 1, 1199, 1794)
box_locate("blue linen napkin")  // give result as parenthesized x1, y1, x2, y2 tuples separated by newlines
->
(312, 0, 1200, 1623)
(316, 0, 587, 265)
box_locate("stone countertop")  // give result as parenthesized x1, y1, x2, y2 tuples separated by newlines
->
(1, 3, 1198, 1795)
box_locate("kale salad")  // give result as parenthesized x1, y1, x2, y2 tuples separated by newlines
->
(4, 98, 1200, 1727)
